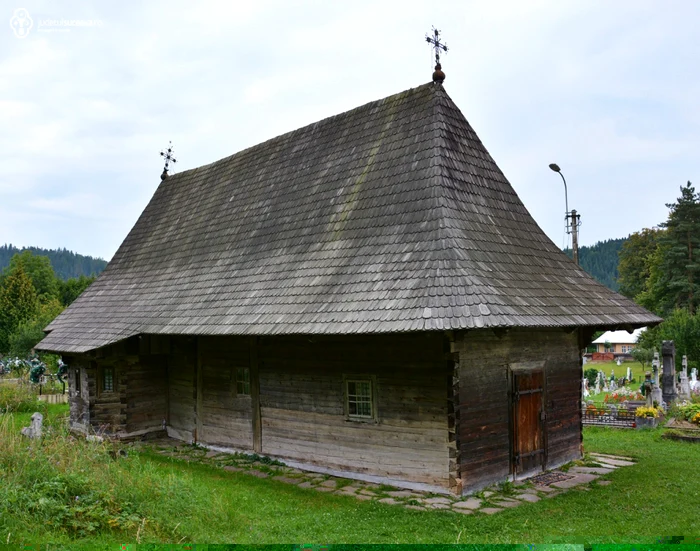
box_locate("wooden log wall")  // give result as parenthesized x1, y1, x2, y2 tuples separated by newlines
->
(166, 337, 197, 442)
(257, 333, 451, 489)
(196, 336, 253, 449)
(454, 328, 582, 494)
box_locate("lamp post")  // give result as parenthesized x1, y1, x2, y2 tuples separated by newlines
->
(549, 163, 580, 265)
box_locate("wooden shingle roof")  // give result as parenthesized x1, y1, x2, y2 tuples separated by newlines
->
(38, 83, 660, 353)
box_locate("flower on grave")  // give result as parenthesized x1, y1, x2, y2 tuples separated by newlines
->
(692, 412, 700, 426)
(635, 406, 660, 418)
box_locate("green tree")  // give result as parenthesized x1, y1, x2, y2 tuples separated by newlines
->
(658, 182, 700, 315)
(637, 309, 700, 371)
(6, 250, 59, 302)
(618, 228, 663, 301)
(631, 347, 654, 371)
(0, 265, 38, 353)
(8, 297, 64, 357)
(57, 274, 95, 306)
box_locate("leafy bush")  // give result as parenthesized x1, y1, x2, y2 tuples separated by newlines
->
(671, 401, 700, 424)
(0, 382, 42, 413)
(0, 412, 188, 541)
(584, 368, 599, 388)
(635, 406, 661, 418)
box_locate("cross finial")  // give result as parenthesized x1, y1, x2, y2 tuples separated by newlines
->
(425, 26, 448, 83)
(160, 141, 177, 180)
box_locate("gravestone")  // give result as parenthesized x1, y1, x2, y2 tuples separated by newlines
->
(582, 377, 590, 398)
(21, 412, 43, 439)
(609, 369, 617, 392)
(662, 341, 678, 406)
(594, 372, 602, 394)
(691, 368, 698, 391)
(626, 366, 632, 382)
(651, 352, 663, 407)
(642, 372, 654, 407)
(679, 355, 691, 400)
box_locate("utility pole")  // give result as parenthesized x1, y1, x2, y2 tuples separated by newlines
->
(570, 209, 580, 265)
(548, 163, 581, 266)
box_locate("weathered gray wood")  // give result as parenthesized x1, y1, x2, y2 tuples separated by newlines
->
(249, 337, 262, 453)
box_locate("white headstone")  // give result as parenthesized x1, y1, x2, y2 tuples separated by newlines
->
(679, 355, 691, 399)
(691, 368, 698, 391)
(617, 358, 622, 366)
(626, 366, 632, 382)
(583, 377, 590, 398)
(20, 412, 43, 439)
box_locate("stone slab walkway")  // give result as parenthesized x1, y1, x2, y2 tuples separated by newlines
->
(141, 441, 635, 516)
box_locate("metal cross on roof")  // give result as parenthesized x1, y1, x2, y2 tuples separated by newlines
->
(425, 26, 448, 67)
(160, 141, 177, 180)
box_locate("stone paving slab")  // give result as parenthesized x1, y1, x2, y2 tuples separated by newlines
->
(550, 473, 598, 488)
(597, 480, 613, 486)
(387, 490, 418, 498)
(480, 507, 503, 515)
(453, 508, 473, 515)
(570, 466, 614, 475)
(515, 493, 540, 503)
(493, 499, 521, 508)
(453, 498, 482, 510)
(590, 457, 635, 467)
(424, 497, 452, 505)
(590, 452, 634, 462)
(276, 476, 302, 485)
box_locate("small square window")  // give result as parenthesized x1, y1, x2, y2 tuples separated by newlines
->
(236, 367, 250, 396)
(103, 367, 114, 393)
(346, 379, 373, 419)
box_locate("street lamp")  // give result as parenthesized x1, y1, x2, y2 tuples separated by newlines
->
(549, 163, 580, 265)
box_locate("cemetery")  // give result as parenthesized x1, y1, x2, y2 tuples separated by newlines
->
(0, 355, 69, 409)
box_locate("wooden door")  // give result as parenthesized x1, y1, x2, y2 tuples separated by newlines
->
(511, 370, 545, 475)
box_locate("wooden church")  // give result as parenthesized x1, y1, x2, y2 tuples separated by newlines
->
(38, 65, 659, 495)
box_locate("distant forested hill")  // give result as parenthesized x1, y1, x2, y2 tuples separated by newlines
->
(564, 237, 627, 291)
(0, 244, 107, 280)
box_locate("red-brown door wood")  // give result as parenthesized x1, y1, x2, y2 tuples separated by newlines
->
(512, 370, 545, 474)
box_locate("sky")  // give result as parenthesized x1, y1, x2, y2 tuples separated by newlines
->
(1, 0, 699, 261)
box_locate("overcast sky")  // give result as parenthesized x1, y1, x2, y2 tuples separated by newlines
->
(2, 0, 698, 261)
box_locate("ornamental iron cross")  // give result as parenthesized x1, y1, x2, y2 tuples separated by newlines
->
(425, 26, 448, 66)
(160, 141, 177, 177)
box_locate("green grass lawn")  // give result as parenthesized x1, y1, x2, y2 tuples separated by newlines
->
(2, 404, 699, 545)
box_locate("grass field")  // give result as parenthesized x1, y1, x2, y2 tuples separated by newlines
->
(2, 404, 699, 545)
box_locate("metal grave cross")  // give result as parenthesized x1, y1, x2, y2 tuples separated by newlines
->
(425, 27, 448, 66)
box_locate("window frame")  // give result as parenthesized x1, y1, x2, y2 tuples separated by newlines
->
(235, 366, 251, 396)
(343, 375, 377, 423)
(99, 364, 116, 395)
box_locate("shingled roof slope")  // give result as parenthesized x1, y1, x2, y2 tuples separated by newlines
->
(38, 83, 660, 353)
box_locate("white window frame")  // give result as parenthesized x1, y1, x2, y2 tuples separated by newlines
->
(344, 375, 377, 422)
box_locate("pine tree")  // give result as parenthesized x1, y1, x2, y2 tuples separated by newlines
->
(658, 182, 700, 314)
